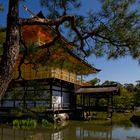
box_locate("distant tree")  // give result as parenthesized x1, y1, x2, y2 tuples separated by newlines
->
(0, 0, 140, 99)
(114, 86, 134, 111)
(89, 78, 101, 85)
(133, 82, 140, 106)
(124, 83, 135, 92)
(102, 80, 119, 86)
(136, 80, 140, 86)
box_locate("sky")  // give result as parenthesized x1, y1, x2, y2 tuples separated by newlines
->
(0, 0, 140, 85)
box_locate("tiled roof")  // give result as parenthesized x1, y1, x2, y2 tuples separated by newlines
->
(75, 85, 119, 95)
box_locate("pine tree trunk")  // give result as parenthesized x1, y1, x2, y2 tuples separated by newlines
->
(0, 0, 19, 99)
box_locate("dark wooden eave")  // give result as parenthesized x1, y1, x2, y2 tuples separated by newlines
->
(75, 85, 120, 95)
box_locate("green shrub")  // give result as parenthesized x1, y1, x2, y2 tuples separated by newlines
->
(42, 119, 52, 128)
(13, 119, 37, 129)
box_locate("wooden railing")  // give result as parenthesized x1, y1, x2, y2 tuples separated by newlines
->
(0, 99, 50, 108)
(51, 70, 82, 85)
(13, 67, 83, 85)
(76, 104, 109, 112)
(0, 100, 71, 110)
(52, 103, 70, 110)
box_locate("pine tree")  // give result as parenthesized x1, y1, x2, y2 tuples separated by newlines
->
(0, 0, 140, 99)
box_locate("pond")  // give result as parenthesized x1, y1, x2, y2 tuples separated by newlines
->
(0, 114, 140, 140)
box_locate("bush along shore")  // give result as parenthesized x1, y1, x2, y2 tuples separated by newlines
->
(1, 105, 140, 129)
(130, 115, 140, 127)
(0, 107, 68, 129)
(13, 119, 37, 129)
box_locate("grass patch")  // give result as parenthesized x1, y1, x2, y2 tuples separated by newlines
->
(86, 112, 134, 127)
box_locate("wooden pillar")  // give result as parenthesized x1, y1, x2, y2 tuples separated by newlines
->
(111, 94, 113, 106)
(83, 94, 85, 107)
(95, 98, 99, 106)
(23, 82, 27, 108)
(50, 80, 52, 109)
(110, 94, 113, 118)
(107, 95, 113, 118)
(34, 83, 36, 107)
(83, 94, 85, 118)
(107, 97, 110, 107)
(107, 96, 110, 117)
(89, 96, 90, 106)
(80, 94, 82, 106)
(89, 96, 91, 115)
(61, 80, 63, 108)
(71, 89, 76, 109)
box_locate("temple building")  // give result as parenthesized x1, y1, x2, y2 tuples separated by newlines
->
(0, 13, 119, 120)
(3, 24, 100, 111)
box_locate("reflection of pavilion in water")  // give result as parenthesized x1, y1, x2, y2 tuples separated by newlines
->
(0, 123, 113, 140)
(51, 125, 112, 140)
(75, 125, 112, 140)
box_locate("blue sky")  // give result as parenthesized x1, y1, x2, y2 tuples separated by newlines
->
(0, 0, 140, 84)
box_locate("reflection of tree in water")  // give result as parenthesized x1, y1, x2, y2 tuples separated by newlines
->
(0, 120, 140, 140)
(110, 113, 134, 130)
(75, 123, 113, 140)
(112, 120, 133, 130)
(0, 121, 70, 140)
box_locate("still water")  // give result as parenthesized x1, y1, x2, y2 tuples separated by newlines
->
(0, 120, 140, 140)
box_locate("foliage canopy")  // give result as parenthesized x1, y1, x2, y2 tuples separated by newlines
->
(0, 0, 140, 98)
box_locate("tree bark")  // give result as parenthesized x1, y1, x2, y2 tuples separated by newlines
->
(0, 0, 19, 99)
